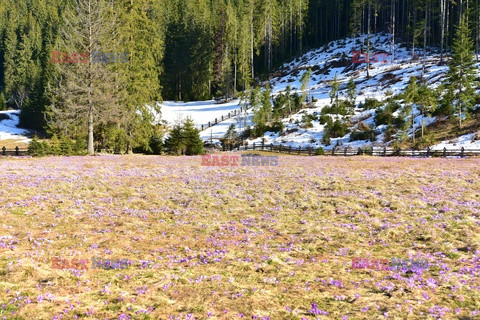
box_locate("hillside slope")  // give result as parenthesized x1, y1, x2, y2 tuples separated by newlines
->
(165, 33, 479, 150)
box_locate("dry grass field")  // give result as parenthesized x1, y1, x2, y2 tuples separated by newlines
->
(0, 155, 479, 320)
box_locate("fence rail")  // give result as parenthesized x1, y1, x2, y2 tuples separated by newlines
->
(1, 146, 29, 156)
(197, 105, 250, 132)
(227, 143, 480, 158)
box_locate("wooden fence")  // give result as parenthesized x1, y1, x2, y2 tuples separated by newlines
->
(197, 106, 250, 132)
(226, 143, 480, 158)
(0, 146, 29, 156)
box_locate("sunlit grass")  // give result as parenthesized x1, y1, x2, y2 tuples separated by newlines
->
(0, 155, 479, 319)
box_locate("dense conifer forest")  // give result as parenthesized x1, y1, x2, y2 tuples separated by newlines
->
(0, 0, 478, 154)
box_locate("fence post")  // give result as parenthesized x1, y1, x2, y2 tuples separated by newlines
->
(344, 148, 347, 156)
(309, 147, 312, 156)
(253, 143, 256, 150)
(383, 146, 387, 156)
(201, 125, 204, 131)
(426, 147, 430, 157)
(370, 147, 374, 156)
(443, 147, 446, 158)
(332, 147, 335, 156)
(15, 146, 19, 156)
(261, 140, 265, 150)
(298, 146, 301, 154)
(208, 121, 211, 127)
(215, 118, 217, 124)
(221, 115, 224, 121)
(270, 144, 273, 151)
(228, 112, 230, 118)
(2, 146, 5, 156)
(461, 147, 465, 158)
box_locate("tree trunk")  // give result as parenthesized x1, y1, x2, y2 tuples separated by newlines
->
(251, 8, 254, 80)
(440, 0, 445, 63)
(422, 1, 428, 77)
(421, 109, 425, 138)
(412, 8, 417, 58)
(391, 0, 396, 64)
(476, 0, 479, 61)
(412, 105, 415, 143)
(367, 0, 371, 78)
(87, 0, 94, 156)
(88, 107, 94, 155)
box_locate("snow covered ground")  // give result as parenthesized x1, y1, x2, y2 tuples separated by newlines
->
(158, 100, 243, 128)
(158, 32, 479, 151)
(1, 33, 478, 151)
(0, 110, 31, 143)
(431, 133, 480, 151)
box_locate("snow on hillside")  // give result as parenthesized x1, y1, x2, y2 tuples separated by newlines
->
(0, 110, 31, 143)
(158, 100, 242, 127)
(431, 133, 480, 151)
(159, 32, 479, 151)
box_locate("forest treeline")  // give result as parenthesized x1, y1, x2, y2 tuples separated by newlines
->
(0, 0, 478, 154)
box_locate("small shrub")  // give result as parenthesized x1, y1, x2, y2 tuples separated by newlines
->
(49, 134, 61, 155)
(319, 114, 333, 125)
(60, 136, 74, 155)
(0, 92, 6, 111)
(315, 147, 325, 155)
(364, 98, 382, 110)
(28, 136, 45, 157)
(270, 121, 284, 133)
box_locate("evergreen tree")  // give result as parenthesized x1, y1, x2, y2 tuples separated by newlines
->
(224, 124, 238, 142)
(0, 93, 6, 111)
(164, 123, 185, 155)
(346, 78, 357, 104)
(417, 83, 436, 138)
(330, 73, 340, 112)
(60, 135, 74, 155)
(300, 68, 312, 102)
(404, 77, 419, 142)
(183, 117, 204, 155)
(445, 14, 477, 128)
(28, 136, 45, 157)
(47, 0, 115, 155)
(50, 134, 61, 155)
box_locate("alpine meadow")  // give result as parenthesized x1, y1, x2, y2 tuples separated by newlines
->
(0, 0, 480, 320)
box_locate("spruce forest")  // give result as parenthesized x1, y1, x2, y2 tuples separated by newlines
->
(1, 0, 479, 154)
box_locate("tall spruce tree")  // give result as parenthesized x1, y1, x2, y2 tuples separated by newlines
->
(404, 77, 419, 142)
(47, 0, 115, 155)
(445, 14, 477, 128)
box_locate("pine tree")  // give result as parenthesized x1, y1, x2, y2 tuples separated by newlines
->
(50, 134, 61, 155)
(445, 14, 477, 128)
(330, 73, 340, 113)
(347, 78, 357, 104)
(28, 136, 45, 157)
(300, 68, 312, 102)
(224, 124, 238, 142)
(0, 93, 6, 111)
(417, 83, 436, 138)
(60, 135, 74, 155)
(404, 77, 419, 142)
(47, 0, 116, 155)
(164, 124, 184, 155)
(183, 117, 204, 156)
